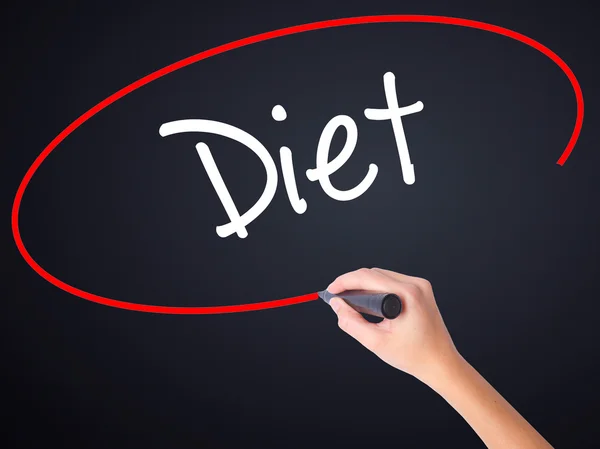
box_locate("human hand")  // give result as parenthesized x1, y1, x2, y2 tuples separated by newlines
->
(327, 268, 460, 385)
(328, 268, 555, 449)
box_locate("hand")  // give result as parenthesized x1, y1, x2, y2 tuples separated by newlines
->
(328, 268, 555, 449)
(327, 267, 459, 385)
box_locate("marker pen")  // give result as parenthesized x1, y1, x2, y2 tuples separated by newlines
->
(318, 290, 402, 319)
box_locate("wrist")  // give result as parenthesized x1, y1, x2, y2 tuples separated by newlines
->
(416, 348, 469, 391)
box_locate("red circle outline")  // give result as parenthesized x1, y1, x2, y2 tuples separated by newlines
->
(11, 15, 585, 314)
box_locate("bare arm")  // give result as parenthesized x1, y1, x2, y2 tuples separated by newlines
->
(327, 268, 553, 449)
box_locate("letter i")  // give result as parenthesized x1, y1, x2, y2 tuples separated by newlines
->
(273, 105, 307, 214)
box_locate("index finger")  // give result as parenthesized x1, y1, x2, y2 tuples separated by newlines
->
(328, 268, 399, 294)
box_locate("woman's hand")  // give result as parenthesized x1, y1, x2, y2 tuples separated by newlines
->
(327, 267, 458, 384)
(328, 267, 554, 449)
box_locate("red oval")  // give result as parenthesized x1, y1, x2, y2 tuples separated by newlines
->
(12, 15, 584, 314)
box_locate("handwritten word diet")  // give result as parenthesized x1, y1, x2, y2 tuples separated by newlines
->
(159, 72, 423, 238)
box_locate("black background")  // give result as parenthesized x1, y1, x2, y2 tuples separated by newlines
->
(2, 0, 599, 448)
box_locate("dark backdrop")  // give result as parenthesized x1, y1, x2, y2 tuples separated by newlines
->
(2, 1, 599, 448)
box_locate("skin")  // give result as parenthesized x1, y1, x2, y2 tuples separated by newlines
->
(327, 267, 554, 449)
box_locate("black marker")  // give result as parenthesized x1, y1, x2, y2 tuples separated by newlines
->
(318, 290, 402, 319)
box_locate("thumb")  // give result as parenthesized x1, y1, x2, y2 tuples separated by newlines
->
(330, 297, 384, 352)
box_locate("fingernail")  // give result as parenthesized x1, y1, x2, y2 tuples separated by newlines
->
(330, 297, 341, 313)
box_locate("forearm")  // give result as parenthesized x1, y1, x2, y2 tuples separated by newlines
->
(424, 354, 553, 449)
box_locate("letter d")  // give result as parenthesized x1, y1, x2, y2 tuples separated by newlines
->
(159, 119, 278, 238)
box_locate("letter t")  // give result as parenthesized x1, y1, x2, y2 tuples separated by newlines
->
(364, 72, 423, 185)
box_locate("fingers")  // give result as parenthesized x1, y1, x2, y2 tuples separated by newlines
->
(327, 267, 421, 305)
(330, 297, 384, 352)
(328, 267, 397, 293)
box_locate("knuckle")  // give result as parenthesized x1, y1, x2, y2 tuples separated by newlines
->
(416, 278, 433, 292)
(403, 283, 421, 300)
(370, 267, 388, 278)
(357, 267, 371, 275)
